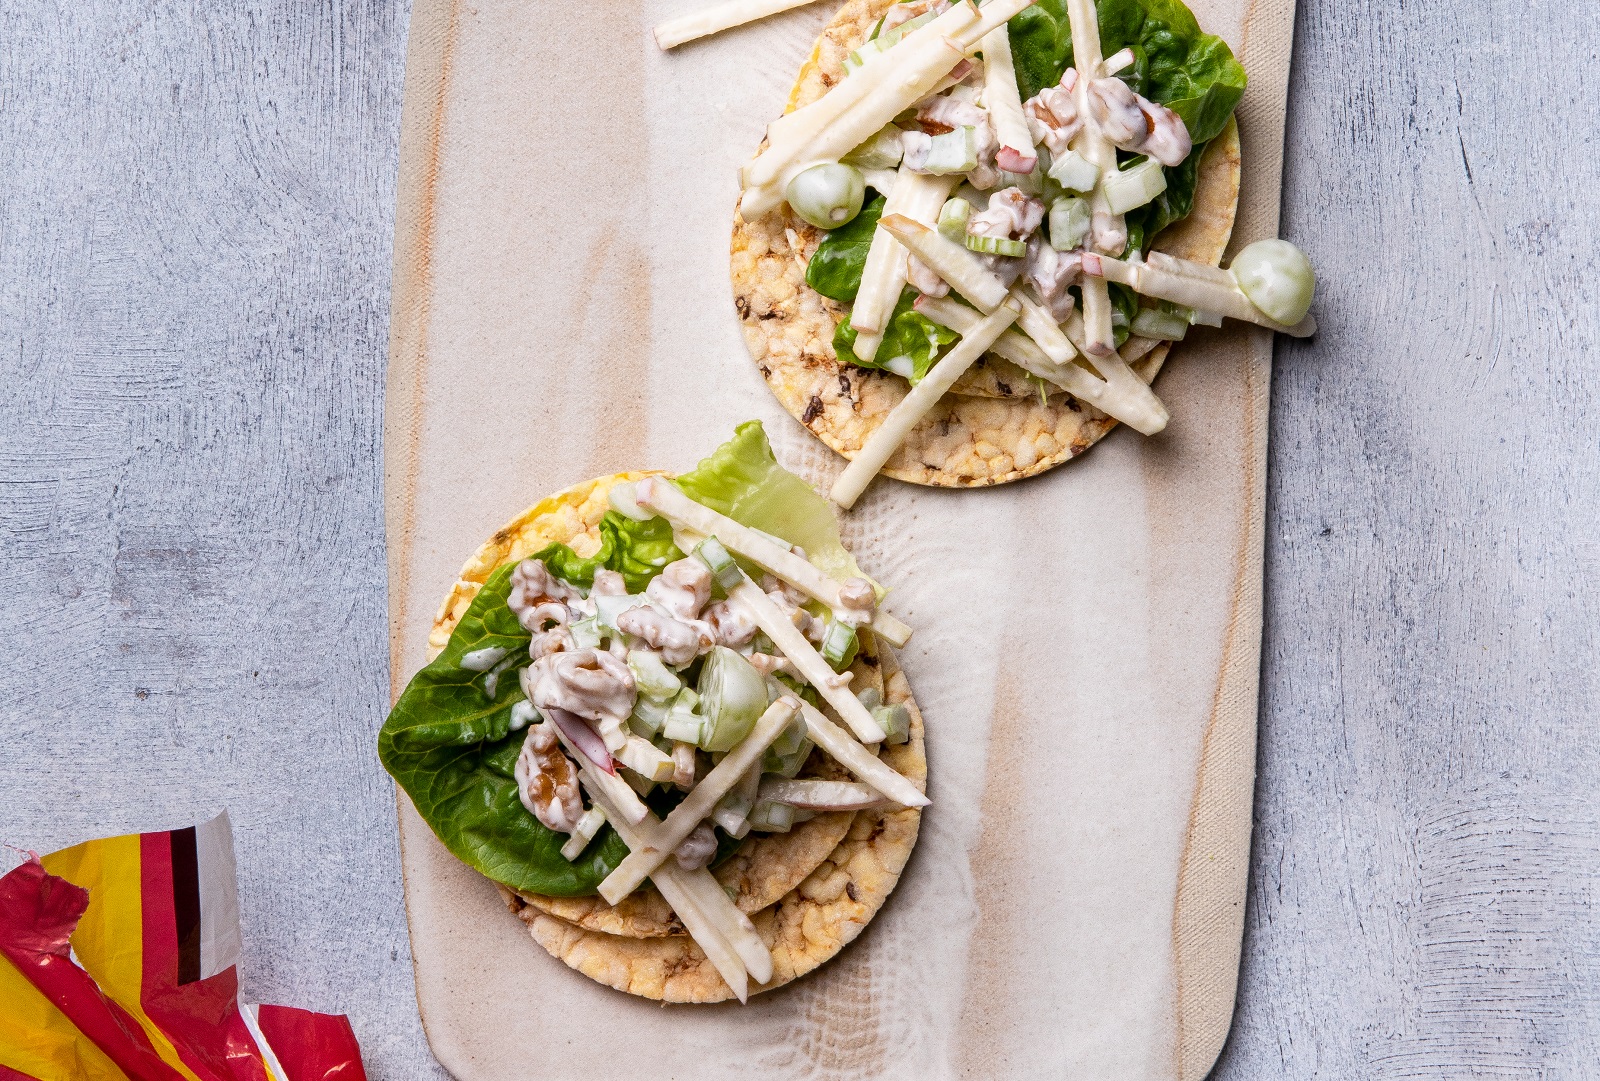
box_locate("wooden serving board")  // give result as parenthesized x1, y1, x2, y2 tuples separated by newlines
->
(384, 0, 1297, 1075)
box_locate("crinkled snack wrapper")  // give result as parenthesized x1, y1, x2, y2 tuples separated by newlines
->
(0, 813, 364, 1081)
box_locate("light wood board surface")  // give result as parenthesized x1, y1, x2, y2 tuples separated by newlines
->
(0, 1, 1595, 1079)
(383, 0, 1290, 1077)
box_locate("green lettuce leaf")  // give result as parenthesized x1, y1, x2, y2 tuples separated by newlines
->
(1007, 0, 1245, 251)
(534, 512, 681, 593)
(1007, 0, 1072, 101)
(378, 561, 631, 897)
(804, 193, 885, 302)
(832, 290, 960, 384)
(674, 420, 870, 588)
(381, 424, 870, 897)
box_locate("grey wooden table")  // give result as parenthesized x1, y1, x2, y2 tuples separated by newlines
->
(2, 1, 1594, 1077)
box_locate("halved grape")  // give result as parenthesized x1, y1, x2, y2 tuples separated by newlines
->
(786, 163, 866, 230)
(1230, 239, 1316, 324)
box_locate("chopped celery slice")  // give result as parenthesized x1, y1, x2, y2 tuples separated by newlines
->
(662, 688, 705, 744)
(965, 234, 1026, 257)
(1189, 307, 1224, 327)
(628, 695, 669, 738)
(996, 156, 1048, 196)
(1103, 159, 1168, 215)
(662, 710, 704, 745)
(692, 536, 744, 592)
(763, 737, 814, 778)
(568, 615, 603, 650)
(1047, 150, 1099, 193)
(937, 197, 972, 241)
(762, 712, 812, 776)
(855, 686, 883, 712)
(560, 807, 607, 862)
(716, 765, 759, 831)
(768, 711, 809, 758)
(873, 702, 911, 745)
(820, 619, 857, 670)
(843, 125, 906, 170)
(1130, 307, 1190, 341)
(1049, 197, 1092, 251)
(748, 800, 797, 833)
(627, 649, 683, 700)
(915, 127, 978, 174)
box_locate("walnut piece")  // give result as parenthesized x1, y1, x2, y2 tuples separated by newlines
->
(527, 648, 637, 725)
(515, 718, 583, 833)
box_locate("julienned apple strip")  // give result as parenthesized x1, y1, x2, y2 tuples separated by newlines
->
(981, 24, 1036, 173)
(1061, 0, 1123, 356)
(912, 295, 1169, 435)
(632, 476, 913, 645)
(1083, 251, 1319, 336)
(578, 779, 772, 996)
(830, 298, 1021, 508)
(598, 697, 800, 905)
(726, 579, 892, 743)
(654, 0, 824, 50)
(851, 169, 959, 359)
(741, 0, 1037, 218)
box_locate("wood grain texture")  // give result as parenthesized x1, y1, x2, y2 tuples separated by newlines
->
(1216, 0, 1600, 1076)
(0, 2, 1595, 1081)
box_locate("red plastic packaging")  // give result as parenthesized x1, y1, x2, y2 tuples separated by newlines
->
(0, 815, 366, 1081)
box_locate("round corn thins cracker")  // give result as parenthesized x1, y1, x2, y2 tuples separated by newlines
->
(509, 643, 927, 1002)
(514, 631, 888, 938)
(729, 0, 1242, 487)
(430, 471, 927, 999)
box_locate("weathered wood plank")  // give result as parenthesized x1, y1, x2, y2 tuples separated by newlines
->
(1216, 0, 1600, 1075)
